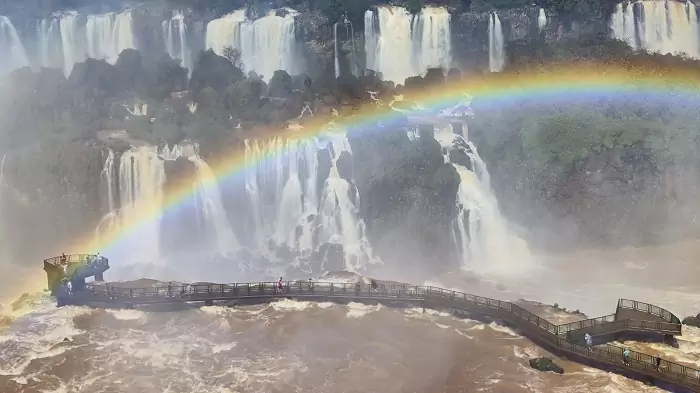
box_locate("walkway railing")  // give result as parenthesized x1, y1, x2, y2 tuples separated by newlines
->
(619, 299, 682, 325)
(73, 280, 697, 391)
(44, 254, 108, 267)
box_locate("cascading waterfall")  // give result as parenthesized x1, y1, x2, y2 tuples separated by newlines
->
(488, 12, 505, 72)
(610, 0, 700, 59)
(538, 8, 547, 31)
(162, 11, 192, 71)
(334, 18, 359, 78)
(0, 15, 30, 75)
(95, 144, 238, 266)
(188, 154, 239, 256)
(610, 2, 637, 47)
(36, 18, 62, 70)
(317, 137, 375, 271)
(433, 124, 530, 275)
(205, 8, 299, 81)
(34, 11, 137, 76)
(412, 7, 452, 75)
(242, 135, 375, 272)
(364, 6, 451, 84)
(113, 146, 167, 264)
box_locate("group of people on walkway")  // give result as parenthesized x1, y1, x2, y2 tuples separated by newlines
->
(584, 332, 664, 371)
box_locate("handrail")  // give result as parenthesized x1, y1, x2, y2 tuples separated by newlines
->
(558, 314, 616, 334)
(71, 280, 698, 390)
(44, 254, 108, 266)
(618, 298, 682, 325)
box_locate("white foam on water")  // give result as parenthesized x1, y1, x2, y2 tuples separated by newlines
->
(487, 321, 520, 337)
(512, 344, 541, 359)
(271, 299, 313, 312)
(212, 341, 237, 354)
(454, 328, 474, 339)
(345, 302, 382, 318)
(107, 309, 147, 321)
(103, 335, 187, 369)
(0, 301, 92, 376)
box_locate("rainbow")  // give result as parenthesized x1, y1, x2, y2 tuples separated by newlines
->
(13, 61, 700, 298)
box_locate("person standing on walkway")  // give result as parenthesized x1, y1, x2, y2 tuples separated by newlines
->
(622, 348, 631, 365)
(584, 333, 593, 351)
(655, 355, 661, 370)
(277, 277, 283, 294)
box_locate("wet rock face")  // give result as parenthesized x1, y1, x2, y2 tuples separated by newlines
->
(348, 124, 461, 273)
(336, 151, 354, 183)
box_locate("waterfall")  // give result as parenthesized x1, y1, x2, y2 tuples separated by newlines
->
(243, 138, 320, 249)
(242, 134, 376, 272)
(334, 19, 359, 78)
(95, 143, 238, 266)
(610, 0, 700, 59)
(610, 2, 637, 48)
(205, 8, 299, 81)
(538, 8, 547, 31)
(317, 137, 375, 271)
(488, 12, 505, 72)
(36, 18, 62, 69)
(364, 10, 378, 76)
(433, 124, 530, 275)
(334, 22, 340, 78)
(34, 11, 137, 76)
(412, 7, 452, 75)
(113, 146, 166, 264)
(102, 148, 115, 213)
(0, 15, 30, 75)
(364, 6, 451, 84)
(162, 11, 192, 71)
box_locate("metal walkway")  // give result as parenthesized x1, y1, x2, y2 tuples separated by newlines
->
(57, 279, 700, 391)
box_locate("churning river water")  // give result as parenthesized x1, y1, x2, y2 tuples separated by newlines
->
(2, 241, 700, 393)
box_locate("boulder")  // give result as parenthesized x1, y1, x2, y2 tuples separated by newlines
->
(529, 357, 564, 374)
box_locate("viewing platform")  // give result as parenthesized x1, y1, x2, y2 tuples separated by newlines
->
(45, 254, 698, 392)
(44, 253, 109, 299)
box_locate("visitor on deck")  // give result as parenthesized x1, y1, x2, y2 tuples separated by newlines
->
(370, 280, 378, 291)
(584, 333, 592, 351)
(167, 282, 173, 298)
(622, 348, 631, 365)
(60, 253, 67, 265)
(277, 277, 283, 294)
(655, 355, 661, 370)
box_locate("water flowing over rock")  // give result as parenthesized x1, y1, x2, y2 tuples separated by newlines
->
(364, 6, 451, 84)
(205, 9, 300, 81)
(42, 11, 137, 76)
(334, 19, 358, 78)
(162, 11, 192, 72)
(241, 134, 377, 273)
(610, 0, 700, 59)
(26, 11, 138, 76)
(488, 12, 504, 72)
(95, 143, 238, 270)
(433, 124, 530, 275)
(538, 8, 547, 31)
(0, 15, 29, 75)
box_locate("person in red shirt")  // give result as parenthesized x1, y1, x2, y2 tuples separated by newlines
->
(277, 277, 283, 294)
